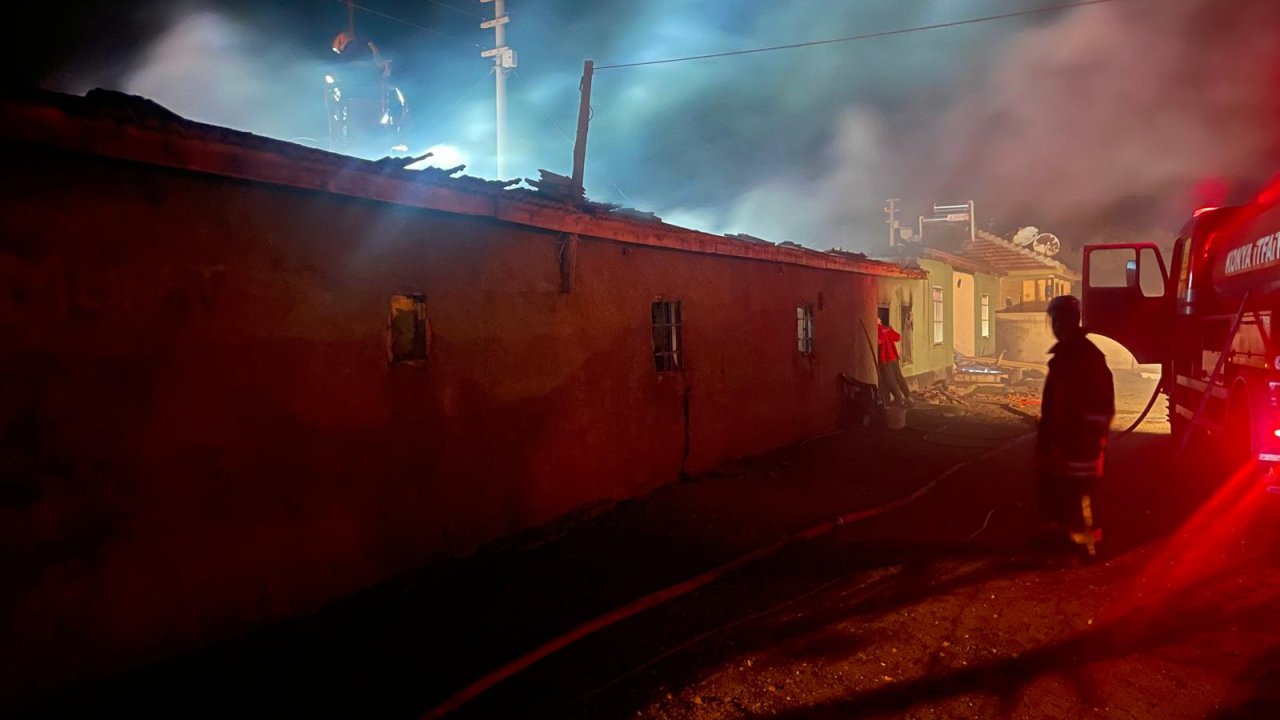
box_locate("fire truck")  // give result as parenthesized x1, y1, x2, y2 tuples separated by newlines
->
(1082, 183, 1280, 472)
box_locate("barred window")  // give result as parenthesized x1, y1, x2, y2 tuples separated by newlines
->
(900, 304, 914, 363)
(981, 294, 991, 338)
(652, 301, 683, 372)
(932, 286, 944, 346)
(796, 304, 815, 355)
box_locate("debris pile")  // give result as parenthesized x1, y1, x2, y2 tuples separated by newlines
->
(915, 381, 967, 405)
(954, 363, 1009, 384)
(525, 169, 584, 202)
(1004, 389, 1042, 407)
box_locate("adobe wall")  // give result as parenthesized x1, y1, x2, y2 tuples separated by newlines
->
(0, 145, 882, 699)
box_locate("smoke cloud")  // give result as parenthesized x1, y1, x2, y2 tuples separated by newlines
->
(121, 10, 330, 145)
(922, 0, 1280, 247)
(35, 0, 1280, 256)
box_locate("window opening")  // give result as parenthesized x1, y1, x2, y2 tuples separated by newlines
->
(652, 300, 684, 372)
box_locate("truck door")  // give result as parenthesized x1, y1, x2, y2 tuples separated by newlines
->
(1081, 243, 1172, 364)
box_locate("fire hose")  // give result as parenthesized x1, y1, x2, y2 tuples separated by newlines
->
(1114, 369, 1164, 440)
(1003, 369, 1164, 441)
(420, 431, 1032, 720)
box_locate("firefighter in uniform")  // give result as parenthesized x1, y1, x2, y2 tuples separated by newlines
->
(1037, 295, 1114, 556)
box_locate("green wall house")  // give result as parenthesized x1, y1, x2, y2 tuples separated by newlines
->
(873, 249, 1004, 387)
(921, 248, 1004, 359)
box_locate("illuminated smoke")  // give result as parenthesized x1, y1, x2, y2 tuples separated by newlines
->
(122, 9, 331, 147)
(46, 0, 1280, 253)
(921, 0, 1280, 246)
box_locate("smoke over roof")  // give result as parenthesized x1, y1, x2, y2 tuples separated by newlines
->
(15, 0, 1280, 252)
(923, 0, 1280, 246)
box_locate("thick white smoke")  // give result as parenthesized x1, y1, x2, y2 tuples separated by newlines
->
(661, 0, 1280, 252)
(122, 10, 330, 146)
(919, 0, 1280, 245)
(53, 0, 1280, 255)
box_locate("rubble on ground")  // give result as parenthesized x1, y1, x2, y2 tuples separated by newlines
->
(909, 377, 1043, 424)
(914, 381, 966, 405)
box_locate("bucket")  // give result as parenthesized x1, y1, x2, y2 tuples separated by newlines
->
(880, 405, 908, 430)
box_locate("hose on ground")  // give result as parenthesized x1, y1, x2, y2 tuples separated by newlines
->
(1114, 370, 1164, 440)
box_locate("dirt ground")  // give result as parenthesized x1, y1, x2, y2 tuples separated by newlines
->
(21, 367, 1275, 720)
(600, 371, 1280, 720)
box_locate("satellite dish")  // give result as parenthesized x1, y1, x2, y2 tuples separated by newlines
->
(1012, 226, 1039, 247)
(1033, 232, 1061, 256)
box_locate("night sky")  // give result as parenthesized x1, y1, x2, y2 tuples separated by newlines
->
(14, 0, 1280, 252)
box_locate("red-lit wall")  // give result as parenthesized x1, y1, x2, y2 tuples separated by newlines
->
(0, 146, 881, 699)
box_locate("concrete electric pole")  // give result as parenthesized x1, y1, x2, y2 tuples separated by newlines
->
(480, 0, 517, 178)
(885, 198, 900, 247)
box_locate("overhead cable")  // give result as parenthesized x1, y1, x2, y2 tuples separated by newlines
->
(596, 0, 1124, 70)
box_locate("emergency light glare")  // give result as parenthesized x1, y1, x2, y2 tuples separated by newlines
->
(1273, 429, 1280, 438)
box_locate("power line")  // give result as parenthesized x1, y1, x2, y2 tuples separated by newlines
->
(424, 0, 485, 20)
(516, 70, 633, 202)
(411, 72, 493, 145)
(510, 8, 582, 52)
(518, 2, 588, 42)
(596, 0, 1124, 70)
(329, 0, 482, 48)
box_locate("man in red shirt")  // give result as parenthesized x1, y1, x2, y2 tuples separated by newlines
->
(877, 317, 912, 407)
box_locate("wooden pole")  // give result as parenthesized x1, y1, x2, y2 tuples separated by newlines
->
(570, 60, 594, 200)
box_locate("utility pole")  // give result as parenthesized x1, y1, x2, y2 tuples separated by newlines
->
(571, 60, 594, 199)
(480, 0, 516, 178)
(884, 198, 900, 247)
(967, 198, 976, 248)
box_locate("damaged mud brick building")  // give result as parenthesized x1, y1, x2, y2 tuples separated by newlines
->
(0, 90, 923, 700)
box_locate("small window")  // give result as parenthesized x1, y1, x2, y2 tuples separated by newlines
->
(981, 294, 990, 338)
(932, 286, 944, 346)
(797, 304, 815, 355)
(652, 300, 683, 372)
(388, 294, 428, 364)
(1088, 247, 1138, 288)
(899, 304, 914, 363)
(1088, 247, 1166, 298)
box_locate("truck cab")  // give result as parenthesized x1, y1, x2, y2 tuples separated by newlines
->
(1082, 201, 1280, 474)
(1080, 242, 1172, 366)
